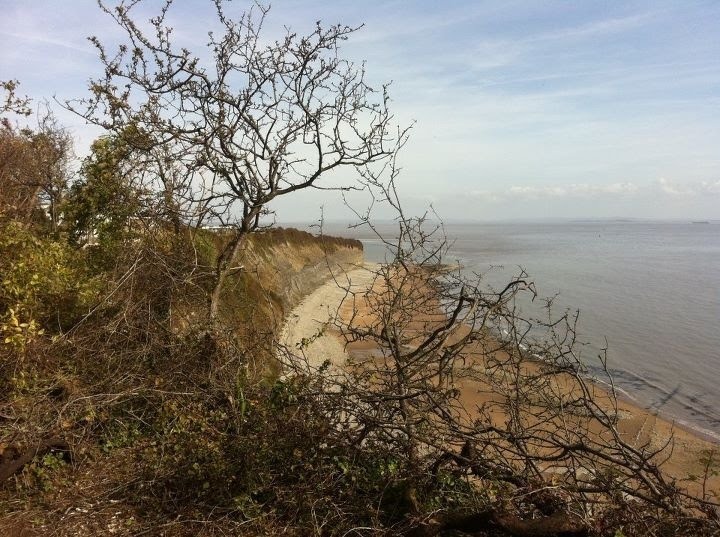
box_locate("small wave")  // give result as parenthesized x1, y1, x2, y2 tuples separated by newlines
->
(606, 369, 720, 423)
(591, 377, 634, 401)
(673, 419, 720, 443)
(493, 326, 720, 436)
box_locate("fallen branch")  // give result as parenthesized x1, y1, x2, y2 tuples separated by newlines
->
(0, 437, 71, 484)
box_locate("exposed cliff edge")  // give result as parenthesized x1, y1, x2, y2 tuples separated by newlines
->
(217, 227, 364, 337)
(279, 263, 378, 374)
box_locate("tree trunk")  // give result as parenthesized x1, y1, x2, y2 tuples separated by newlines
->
(208, 230, 248, 321)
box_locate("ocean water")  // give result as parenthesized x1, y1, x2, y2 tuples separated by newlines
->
(320, 220, 720, 439)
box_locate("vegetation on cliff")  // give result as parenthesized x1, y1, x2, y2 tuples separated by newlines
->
(1, 1, 719, 535)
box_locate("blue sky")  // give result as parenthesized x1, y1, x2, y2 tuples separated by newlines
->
(1, 0, 719, 220)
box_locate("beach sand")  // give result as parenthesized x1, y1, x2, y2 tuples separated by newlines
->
(280, 263, 720, 498)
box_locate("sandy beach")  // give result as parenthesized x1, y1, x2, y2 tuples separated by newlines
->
(280, 262, 720, 497)
(279, 263, 380, 371)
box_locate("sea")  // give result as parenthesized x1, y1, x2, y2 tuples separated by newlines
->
(312, 220, 720, 440)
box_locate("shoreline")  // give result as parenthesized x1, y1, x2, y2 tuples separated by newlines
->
(280, 261, 720, 493)
(606, 381, 720, 446)
(355, 222, 720, 442)
(507, 332, 720, 446)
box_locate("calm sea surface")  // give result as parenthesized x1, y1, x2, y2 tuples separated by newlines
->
(319, 221, 720, 439)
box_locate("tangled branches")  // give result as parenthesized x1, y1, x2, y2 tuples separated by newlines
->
(278, 182, 720, 535)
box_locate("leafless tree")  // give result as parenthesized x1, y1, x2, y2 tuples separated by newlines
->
(32, 111, 74, 235)
(278, 165, 720, 535)
(0, 79, 31, 117)
(68, 0, 409, 320)
(0, 108, 73, 231)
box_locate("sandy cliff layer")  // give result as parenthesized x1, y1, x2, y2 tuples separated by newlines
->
(279, 263, 378, 372)
(222, 228, 364, 336)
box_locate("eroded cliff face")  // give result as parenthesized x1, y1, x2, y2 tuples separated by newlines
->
(249, 231, 362, 310)
(221, 228, 363, 336)
(264, 245, 362, 314)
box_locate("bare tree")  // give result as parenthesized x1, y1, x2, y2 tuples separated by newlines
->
(0, 108, 73, 230)
(32, 111, 74, 235)
(68, 0, 408, 320)
(1, 82, 71, 231)
(0, 79, 31, 116)
(278, 166, 720, 535)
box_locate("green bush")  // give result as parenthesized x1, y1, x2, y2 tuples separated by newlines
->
(0, 222, 101, 352)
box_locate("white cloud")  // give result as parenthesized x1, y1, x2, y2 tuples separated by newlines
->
(699, 180, 720, 194)
(505, 182, 639, 199)
(469, 189, 504, 203)
(656, 177, 688, 196)
(0, 30, 94, 55)
(526, 12, 656, 45)
(654, 178, 720, 197)
(489, 179, 720, 204)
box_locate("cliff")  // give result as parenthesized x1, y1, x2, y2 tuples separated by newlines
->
(212, 227, 364, 347)
(244, 227, 363, 315)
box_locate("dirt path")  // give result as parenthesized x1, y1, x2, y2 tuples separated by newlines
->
(278, 263, 379, 372)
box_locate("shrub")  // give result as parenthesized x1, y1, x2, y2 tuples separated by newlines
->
(0, 222, 100, 354)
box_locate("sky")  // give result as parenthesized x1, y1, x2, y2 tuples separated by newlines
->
(1, 0, 719, 221)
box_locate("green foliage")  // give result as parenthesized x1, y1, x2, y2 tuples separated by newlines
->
(0, 222, 101, 352)
(64, 129, 143, 257)
(101, 421, 143, 453)
(0, 116, 713, 535)
(1, 308, 43, 352)
(27, 452, 68, 492)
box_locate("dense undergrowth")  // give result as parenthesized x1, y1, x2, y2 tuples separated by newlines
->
(1, 212, 718, 536)
(0, 215, 381, 535)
